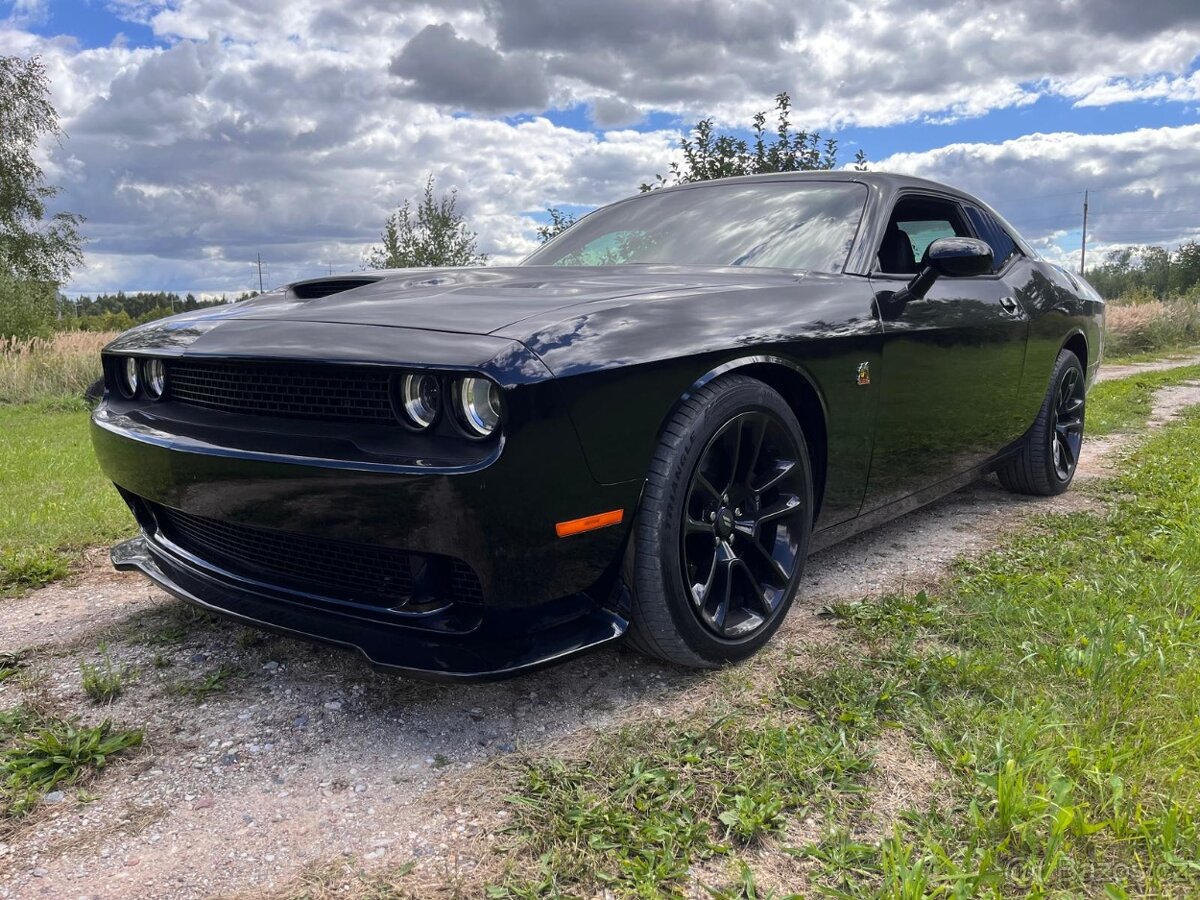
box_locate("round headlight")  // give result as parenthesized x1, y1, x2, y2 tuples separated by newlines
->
(458, 377, 502, 438)
(119, 357, 139, 398)
(142, 359, 166, 399)
(400, 373, 441, 429)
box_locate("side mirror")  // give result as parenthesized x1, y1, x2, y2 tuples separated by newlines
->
(923, 237, 993, 279)
(880, 237, 993, 318)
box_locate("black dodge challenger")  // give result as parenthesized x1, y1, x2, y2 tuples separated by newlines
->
(92, 172, 1103, 678)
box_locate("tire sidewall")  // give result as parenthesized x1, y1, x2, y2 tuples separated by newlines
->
(638, 379, 813, 664)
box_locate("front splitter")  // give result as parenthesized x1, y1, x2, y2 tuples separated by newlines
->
(112, 535, 627, 682)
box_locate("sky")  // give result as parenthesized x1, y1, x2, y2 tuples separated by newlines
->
(2, 0, 1199, 297)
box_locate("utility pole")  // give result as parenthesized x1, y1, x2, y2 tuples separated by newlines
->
(257, 253, 264, 293)
(1079, 189, 1089, 276)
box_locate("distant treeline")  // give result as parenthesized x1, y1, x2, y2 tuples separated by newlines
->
(56, 290, 259, 332)
(1087, 241, 1200, 302)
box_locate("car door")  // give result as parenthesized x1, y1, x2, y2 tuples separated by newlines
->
(862, 192, 1030, 511)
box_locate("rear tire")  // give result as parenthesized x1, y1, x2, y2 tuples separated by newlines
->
(997, 349, 1085, 496)
(626, 375, 813, 667)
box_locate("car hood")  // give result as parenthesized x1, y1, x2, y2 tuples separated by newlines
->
(169, 265, 799, 336)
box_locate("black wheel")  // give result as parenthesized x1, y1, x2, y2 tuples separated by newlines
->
(626, 375, 813, 667)
(997, 349, 1085, 496)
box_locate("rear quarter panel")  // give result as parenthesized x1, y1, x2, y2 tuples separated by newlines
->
(1014, 261, 1105, 423)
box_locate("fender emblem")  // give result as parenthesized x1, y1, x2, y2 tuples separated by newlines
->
(856, 362, 871, 386)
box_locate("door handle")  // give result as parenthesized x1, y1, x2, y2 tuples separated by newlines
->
(999, 296, 1020, 314)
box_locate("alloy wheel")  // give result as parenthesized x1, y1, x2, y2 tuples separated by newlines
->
(1052, 366, 1085, 481)
(681, 411, 808, 639)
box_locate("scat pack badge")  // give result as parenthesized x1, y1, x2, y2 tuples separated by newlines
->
(856, 362, 871, 386)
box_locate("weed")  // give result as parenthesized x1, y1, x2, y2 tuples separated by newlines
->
(80, 647, 128, 703)
(169, 664, 240, 700)
(2, 718, 142, 816)
(0, 547, 72, 595)
(0, 651, 26, 683)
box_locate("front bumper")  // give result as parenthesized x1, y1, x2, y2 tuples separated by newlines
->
(91, 362, 641, 678)
(112, 535, 627, 680)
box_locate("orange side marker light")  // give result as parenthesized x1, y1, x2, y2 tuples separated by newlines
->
(555, 509, 624, 538)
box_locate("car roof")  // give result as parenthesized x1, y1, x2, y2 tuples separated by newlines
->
(651, 169, 980, 202)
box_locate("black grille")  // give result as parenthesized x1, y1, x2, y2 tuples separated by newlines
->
(150, 504, 483, 609)
(165, 360, 398, 424)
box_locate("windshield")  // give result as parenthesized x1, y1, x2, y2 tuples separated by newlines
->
(523, 181, 867, 272)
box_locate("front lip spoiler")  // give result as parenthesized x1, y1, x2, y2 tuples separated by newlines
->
(112, 535, 627, 682)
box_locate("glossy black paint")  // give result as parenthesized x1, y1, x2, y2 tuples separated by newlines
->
(91, 172, 1104, 679)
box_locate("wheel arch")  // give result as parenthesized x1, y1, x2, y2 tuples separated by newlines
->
(677, 356, 829, 524)
(1061, 329, 1088, 373)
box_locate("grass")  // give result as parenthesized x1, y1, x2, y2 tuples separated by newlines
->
(1085, 364, 1200, 435)
(0, 709, 142, 817)
(0, 331, 114, 406)
(168, 664, 241, 700)
(0, 401, 134, 594)
(80, 646, 128, 703)
(488, 390, 1200, 896)
(1103, 298, 1200, 359)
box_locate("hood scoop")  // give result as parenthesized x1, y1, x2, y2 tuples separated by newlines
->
(291, 277, 382, 300)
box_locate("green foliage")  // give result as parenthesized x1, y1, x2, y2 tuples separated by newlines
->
(642, 92, 868, 191)
(0, 274, 55, 340)
(0, 546, 72, 593)
(0, 56, 83, 284)
(1088, 240, 1200, 301)
(0, 402, 133, 594)
(55, 290, 237, 331)
(2, 717, 142, 817)
(366, 174, 487, 269)
(536, 208, 577, 244)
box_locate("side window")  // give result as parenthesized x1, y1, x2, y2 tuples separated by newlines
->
(876, 196, 971, 275)
(963, 206, 1018, 272)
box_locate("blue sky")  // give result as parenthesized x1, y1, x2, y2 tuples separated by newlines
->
(3, 0, 1200, 294)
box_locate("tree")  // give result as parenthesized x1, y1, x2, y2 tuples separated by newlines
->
(0, 56, 83, 283)
(365, 175, 487, 269)
(641, 92, 868, 191)
(536, 208, 577, 244)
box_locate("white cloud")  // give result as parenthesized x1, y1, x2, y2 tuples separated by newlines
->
(872, 125, 1200, 253)
(1, 0, 1198, 293)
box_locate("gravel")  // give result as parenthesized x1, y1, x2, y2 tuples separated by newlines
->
(2, 365, 1198, 899)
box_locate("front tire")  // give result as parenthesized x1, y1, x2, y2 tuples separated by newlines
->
(997, 349, 1085, 496)
(626, 375, 813, 667)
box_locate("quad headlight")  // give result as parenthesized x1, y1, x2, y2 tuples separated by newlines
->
(142, 358, 166, 399)
(457, 376, 502, 438)
(399, 372, 442, 429)
(118, 356, 140, 398)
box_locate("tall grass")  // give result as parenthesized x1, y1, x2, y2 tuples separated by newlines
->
(0, 331, 115, 405)
(1104, 298, 1200, 358)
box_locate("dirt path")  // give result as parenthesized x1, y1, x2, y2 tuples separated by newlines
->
(3, 364, 1200, 900)
(1093, 349, 1200, 382)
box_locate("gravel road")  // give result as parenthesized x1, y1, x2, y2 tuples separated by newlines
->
(2, 357, 1198, 899)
